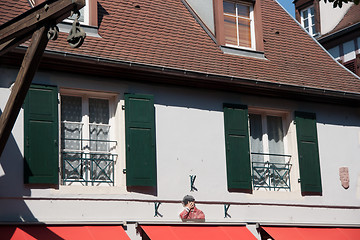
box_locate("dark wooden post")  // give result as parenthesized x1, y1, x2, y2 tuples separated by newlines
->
(0, 26, 50, 157)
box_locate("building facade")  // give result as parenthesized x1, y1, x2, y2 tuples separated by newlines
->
(294, 0, 360, 76)
(1, 0, 360, 239)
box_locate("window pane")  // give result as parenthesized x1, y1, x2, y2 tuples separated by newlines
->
(90, 154, 114, 182)
(89, 98, 110, 152)
(312, 26, 316, 35)
(304, 19, 309, 28)
(61, 96, 82, 150)
(223, 1, 236, 15)
(224, 15, 238, 45)
(237, 4, 250, 18)
(310, 7, 314, 15)
(89, 98, 109, 124)
(238, 18, 251, 48)
(63, 152, 85, 180)
(61, 96, 82, 122)
(267, 115, 284, 163)
(302, 9, 308, 19)
(249, 114, 264, 162)
(90, 124, 110, 151)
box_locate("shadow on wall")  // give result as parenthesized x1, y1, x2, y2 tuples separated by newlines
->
(0, 109, 65, 239)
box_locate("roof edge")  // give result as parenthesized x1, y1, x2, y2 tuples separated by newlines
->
(318, 22, 360, 43)
(6, 46, 360, 106)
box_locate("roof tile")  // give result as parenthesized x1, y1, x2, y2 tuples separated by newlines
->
(1, 0, 359, 94)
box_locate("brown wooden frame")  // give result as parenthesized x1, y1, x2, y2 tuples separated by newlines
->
(213, 0, 264, 52)
(0, 0, 85, 158)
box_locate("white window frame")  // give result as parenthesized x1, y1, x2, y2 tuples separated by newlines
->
(59, 88, 118, 186)
(248, 108, 290, 161)
(300, 5, 316, 36)
(223, 1, 256, 50)
(64, 0, 90, 25)
(248, 108, 293, 191)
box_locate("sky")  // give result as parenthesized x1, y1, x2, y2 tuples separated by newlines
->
(277, 0, 296, 17)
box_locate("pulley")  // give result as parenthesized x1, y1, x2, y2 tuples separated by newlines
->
(67, 10, 86, 48)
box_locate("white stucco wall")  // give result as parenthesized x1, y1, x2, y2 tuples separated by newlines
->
(185, 0, 215, 33)
(1, 66, 360, 239)
(319, 2, 353, 35)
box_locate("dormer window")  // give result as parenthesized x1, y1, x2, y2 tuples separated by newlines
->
(213, 0, 264, 58)
(301, 5, 316, 36)
(223, 1, 255, 49)
(67, 0, 98, 27)
(31, 0, 98, 27)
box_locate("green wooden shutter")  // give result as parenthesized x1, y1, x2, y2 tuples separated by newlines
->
(125, 93, 157, 187)
(295, 111, 322, 194)
(24, 85, 59, 184)
(223, 104, 252, 191)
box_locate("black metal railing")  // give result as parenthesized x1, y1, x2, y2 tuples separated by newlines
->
(251, 152, 292, 191)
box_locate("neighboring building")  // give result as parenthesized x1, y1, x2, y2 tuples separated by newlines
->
(1, 0, 360, 239)
(294, 0, 360, 76)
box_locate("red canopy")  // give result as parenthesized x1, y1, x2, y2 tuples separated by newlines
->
(263, 226, 360, 240)
(0, 225, 130, 240)
(141, 225, 257, 240)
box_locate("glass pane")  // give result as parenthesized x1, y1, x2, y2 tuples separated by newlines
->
(223, 1, 236, 15)
(61, 96, 82, 150)
(89, 98, 109, 124)
(238, 18, 251, 48)
(249, 114, 263, 162)
(62, 122, 82, 150)
(90, 154, 114, 183)
(89, 98, 110, 152)
(267, 115, 284, 163)
(224, 15, 237, 45)
(62, 152, 86, 181)
(310, 7, 314, 15)
(302, 9, 308, 19)
(90, 124, 110, 152)
(61, 96, 82, 122)
(237, 4, 250, 18)
(312, 26, 316, 35)
(304, 19, 309, 28)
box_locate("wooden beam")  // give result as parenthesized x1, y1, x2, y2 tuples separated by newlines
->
(0, 25, 50, 158)
(0, 35, 31, 57)
(0, 0, 85, 56)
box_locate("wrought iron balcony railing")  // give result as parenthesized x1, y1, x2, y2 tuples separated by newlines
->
(61, 138, 117, 186)
(251, 152, 292, 191)
(62, 151, 116, 185)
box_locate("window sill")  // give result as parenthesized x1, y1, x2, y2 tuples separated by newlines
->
(220, 45, 265, 59)
(58, 22, 101, 38)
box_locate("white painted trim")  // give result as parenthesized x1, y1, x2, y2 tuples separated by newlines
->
(223, 1, 256, 50)
(59, 88, 121, 188)
(300, 5, 316, 36)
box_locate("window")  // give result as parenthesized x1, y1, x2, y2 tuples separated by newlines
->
(249, 111, 291, 191)
(66, 0, 98, 27)
(24, 85, 158, 188)
(223, 1, 255, 49)
(301, 6, 316, 36)
(60, 93, 117, 186)
(223, 104, 322, 194)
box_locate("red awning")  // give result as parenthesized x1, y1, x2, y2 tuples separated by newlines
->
(0, 225, 130, 240)
(263, 226, 360, 240)
(141, 225, 257, 240)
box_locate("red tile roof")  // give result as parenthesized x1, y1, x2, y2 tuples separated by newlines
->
(1, 0, 360, 95)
